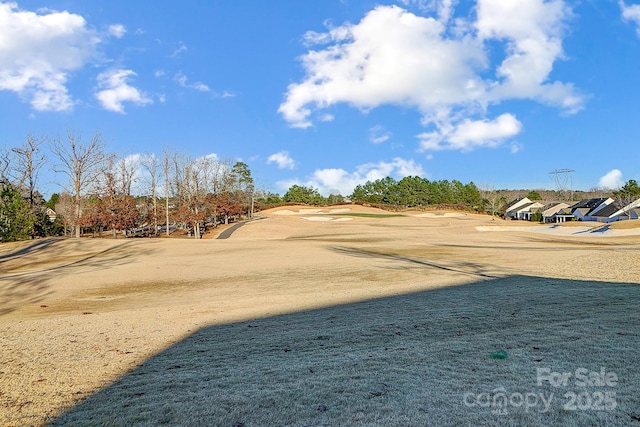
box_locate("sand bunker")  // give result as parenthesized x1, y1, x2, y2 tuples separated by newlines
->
(301, 216, 353, 222)
(272, 209, 320, 216)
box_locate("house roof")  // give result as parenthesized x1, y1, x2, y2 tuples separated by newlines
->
(570, 197, 614, 217)
(542, 202, 560, 210)
(556, 207, 574, 216)
(595, 197, 640, 218)
(541, 203, 569, 216)
(570, 198, 609, 210)
(505, 197, 528, 210)
(591, 204, 619, 218)
(515, 202, 534, 211)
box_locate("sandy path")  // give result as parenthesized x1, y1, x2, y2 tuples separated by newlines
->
(1, 208, 639, 426)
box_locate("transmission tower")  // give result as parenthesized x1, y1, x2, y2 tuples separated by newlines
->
(549, 169, 575, 201)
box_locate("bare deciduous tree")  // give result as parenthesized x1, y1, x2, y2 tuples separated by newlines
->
(0, 146, 12, 185)
(163, 150, 172, 236)
(11, 134, 46, 210)
(113, 155, 139, 196)
(102, 156, 139, 238)
(54, 192, 77, 237)
(51, 130, 108, 238)
(142, 154, 160, 236)
(614, 180, 640, 220)
(172, 154, 209, 239)
(479, 183, 507, 218)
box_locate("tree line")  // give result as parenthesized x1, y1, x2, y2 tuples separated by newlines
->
(0, 131, 258, 242)
(349, 176, 483, 209)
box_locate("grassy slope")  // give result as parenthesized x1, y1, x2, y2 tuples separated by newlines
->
(51, 277, 640, 427)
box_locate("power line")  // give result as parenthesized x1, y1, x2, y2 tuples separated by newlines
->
(549, 169, 575, 200)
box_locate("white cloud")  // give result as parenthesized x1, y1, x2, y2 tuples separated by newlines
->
(174, 73, 210, 92)
(370, 125, 391, 144)
(280, 2, 583, 151)
(278, 157, 425, 196)
(193, 153, 219, 168)
(108, 24, 126, 38)
(620, 1, 640, 36)
(0, 2, 100, 111)
(509, 141, 524, 154)
(267, 151, 296, 170)
(95, 69, 152, 113)
(476, 0, 581, 111)
(214, 90, 236, 98)
(171, 42, 187, 58)
(418, 113, 522, 151)
(599, 169, 624, 189)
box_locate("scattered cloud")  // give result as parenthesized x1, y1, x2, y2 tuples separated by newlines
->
(277, 157, 425, 196)
(369, 125, 391, 144)
(280, 2, 583, 151)
(267, 151, 296, 170)
(215, 90, 236, 98)
(195, 152, 219, 164)
(599, 169, 624, 189)
(509, 141, 524, 154)
(95, 69, 153, 113)
(174, 73, 210, 92)
(620, 1, 640, 36)
(108, 24, 126, 38)
(0, 2, 100, 111)
(171, 41, 188, 58)
(418, 113, 522, 151)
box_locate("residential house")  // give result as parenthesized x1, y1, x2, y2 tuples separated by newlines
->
(591, 197, 640, 223)
(570, 197, 614, 221)
(540, 202, 569, 223)
(45, 208, 57, 223)
(552, 207, 576, 223)
(505, 197, 545, 220)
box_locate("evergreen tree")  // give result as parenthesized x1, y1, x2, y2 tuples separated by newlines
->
(0, 185, 35, 242)
(283, 185, 323, 205)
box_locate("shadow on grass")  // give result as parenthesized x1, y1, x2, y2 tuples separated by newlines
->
(330, 246, 499, 279)
(0, 238, 60, 261)
(0, 239, 155, 316)
(50, 276, 640, 426)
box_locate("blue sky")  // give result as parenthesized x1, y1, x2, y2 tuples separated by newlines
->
(1, 0, 640, 197)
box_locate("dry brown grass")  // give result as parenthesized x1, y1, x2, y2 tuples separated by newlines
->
(608, 219, 640, 229)
(1, 207, 639, 426)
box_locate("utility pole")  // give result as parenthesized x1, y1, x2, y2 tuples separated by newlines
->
(549, 169, 575, 201)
